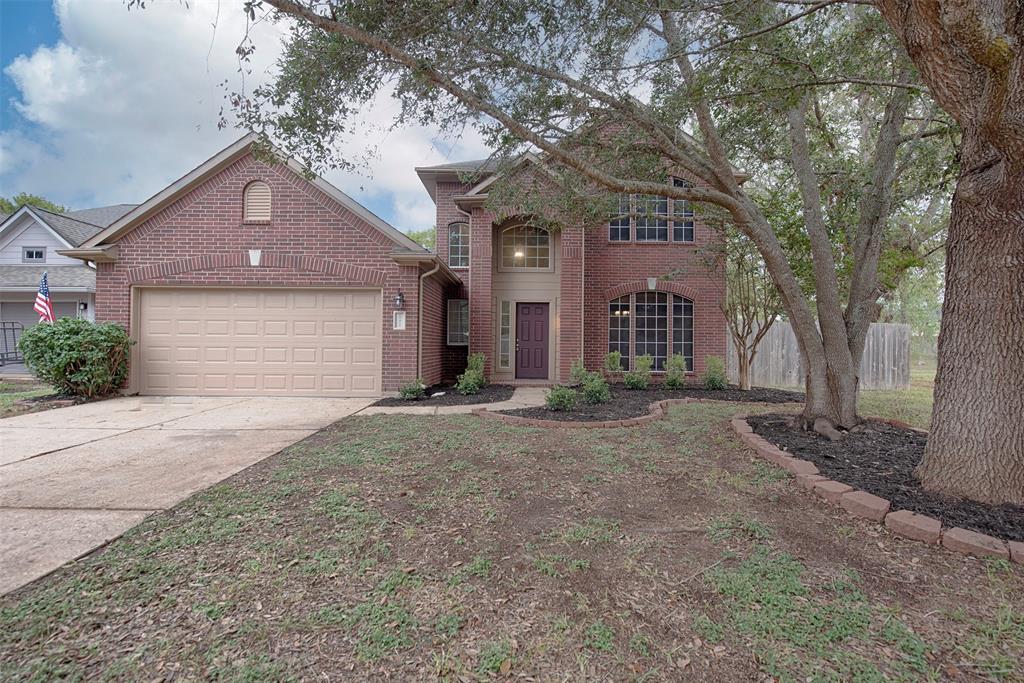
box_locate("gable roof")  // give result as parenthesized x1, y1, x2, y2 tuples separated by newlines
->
(66, 204, 137, 228)
(77, 133, 425, 253)
(415, 158, 499, 201)
(29, 207, 107, 247)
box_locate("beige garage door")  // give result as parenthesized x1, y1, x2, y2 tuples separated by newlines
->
(138, 288, 381, 396)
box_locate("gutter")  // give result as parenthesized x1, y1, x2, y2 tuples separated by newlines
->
(417, 260, 443, 380)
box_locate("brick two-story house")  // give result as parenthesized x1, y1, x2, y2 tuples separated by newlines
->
(416, 155, 727, 385)
(61, 134, 725, 397)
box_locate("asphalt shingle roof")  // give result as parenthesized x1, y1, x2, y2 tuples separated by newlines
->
(30, 207, 106, 247)
(416, 158, 498, 173)
(65, 204, 137, 228)
(0, 265, 96, 290)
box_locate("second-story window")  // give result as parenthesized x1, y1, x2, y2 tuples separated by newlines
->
(501, 225, 550, 269)
(22, 247, 46, 263)
(608, 178, 696, 243)
(448, 222, 469, 268)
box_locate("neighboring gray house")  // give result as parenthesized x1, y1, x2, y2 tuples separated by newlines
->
(0, 204, 136, 329)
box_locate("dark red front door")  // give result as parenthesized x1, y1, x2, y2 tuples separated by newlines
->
(516, 303, 549, 379)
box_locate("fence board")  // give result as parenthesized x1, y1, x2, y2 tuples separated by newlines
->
(727, 322, 910, 390)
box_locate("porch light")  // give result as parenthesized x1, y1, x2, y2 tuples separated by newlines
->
(393, 292, 405, 309)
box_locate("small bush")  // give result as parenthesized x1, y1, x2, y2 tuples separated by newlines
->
(603, 351, 623, 374)
(546, 385, 578, 411)
(569, 358, 588, 385)
(456, 353, 488, 395)
(580, 372, 611, 404)
(664, 354, 688, 389)
(702, 355, 728, 390)
(623, 354, 653, 390)
(398, 379, 426, 400)
(19, 318, 133, 397)
(456, 369, 485, 395)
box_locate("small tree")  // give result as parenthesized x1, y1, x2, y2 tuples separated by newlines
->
(721, 230, 781, 390)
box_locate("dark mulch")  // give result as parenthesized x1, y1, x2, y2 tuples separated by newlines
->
(501, 384, 804, 422)
(372, 383, 516, 407)
(748, 413, 1024, 542)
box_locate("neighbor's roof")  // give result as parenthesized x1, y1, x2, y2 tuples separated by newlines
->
(28, 207, 109, 247)
(0, 264, 96, 290)
(66, 204, 137, 228)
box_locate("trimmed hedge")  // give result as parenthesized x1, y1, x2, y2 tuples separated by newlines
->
(19, 318, 133, 397)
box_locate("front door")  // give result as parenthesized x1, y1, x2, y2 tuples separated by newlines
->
(516, 302, 549, 379)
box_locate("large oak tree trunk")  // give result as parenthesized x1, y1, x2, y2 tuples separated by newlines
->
(917, 138, 1024, 505)
(798, 347, 860, 438)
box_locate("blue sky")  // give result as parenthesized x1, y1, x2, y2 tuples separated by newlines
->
(0, 0, 487, 230)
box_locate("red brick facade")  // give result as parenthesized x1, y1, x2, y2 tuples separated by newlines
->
(95, 152, 435, 392)
(426, 165, 727, 382)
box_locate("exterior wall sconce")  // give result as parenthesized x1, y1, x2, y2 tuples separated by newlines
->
(393, 292, 405, 309)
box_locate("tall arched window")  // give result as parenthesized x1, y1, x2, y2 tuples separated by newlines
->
(243, 181, 272, 221)
(500, 225, 550, 269)
(448, 222, 469, 268)
(608, 292, 694, 372)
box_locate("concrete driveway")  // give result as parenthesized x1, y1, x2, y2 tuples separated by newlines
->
(0, 395, 373, 595)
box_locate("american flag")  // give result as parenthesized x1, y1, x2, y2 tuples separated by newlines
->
(34, 272, 55, 323)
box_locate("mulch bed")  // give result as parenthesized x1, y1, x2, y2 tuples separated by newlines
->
(372, 383, 516, 407)
(501, 384, 804, 422)
(748, 413, 1024, 542)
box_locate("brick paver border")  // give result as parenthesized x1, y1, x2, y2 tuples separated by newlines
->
(730, 414, 1021, 565)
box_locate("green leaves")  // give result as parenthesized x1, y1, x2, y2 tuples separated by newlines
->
(18, 318, 132, 398)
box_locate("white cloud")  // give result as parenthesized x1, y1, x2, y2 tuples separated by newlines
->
(0, 0, 490, 229)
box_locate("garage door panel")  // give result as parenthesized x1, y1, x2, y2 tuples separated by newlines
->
(138, 288, 381, 397)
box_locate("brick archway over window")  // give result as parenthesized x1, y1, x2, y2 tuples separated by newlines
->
(604, 280, 699, 302)
(127, 252, 388, 285)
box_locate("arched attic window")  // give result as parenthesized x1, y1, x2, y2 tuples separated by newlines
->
(243, 181, 272, 221)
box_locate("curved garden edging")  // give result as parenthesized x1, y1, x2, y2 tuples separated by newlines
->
(731, 415, 1024, 565)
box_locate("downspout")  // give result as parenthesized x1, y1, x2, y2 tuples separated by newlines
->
(417, 259, 442, 380)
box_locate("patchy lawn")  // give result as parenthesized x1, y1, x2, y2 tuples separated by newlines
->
(2, 403, 1021, 681)
(0, 380, 55, 418)
(858, 364, 936, 431)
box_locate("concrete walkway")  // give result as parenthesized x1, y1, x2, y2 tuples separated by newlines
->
(358, 386, 548, 415)
(0, 395, 372, 595)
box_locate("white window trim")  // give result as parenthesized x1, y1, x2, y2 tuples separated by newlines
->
(498, 300, 512, 368)
(448, 222, 470, 269)
(447, 299, 469, 346)
(497, 224, 554, 272)
(22, 246, 46, 263)
(607, 177, 697, 244)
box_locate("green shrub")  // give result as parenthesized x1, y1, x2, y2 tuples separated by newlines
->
(623, 354, 653, 390)
(456, 353, 488, 395)
(664, 354, 688, 389)
(546, 385, 578, 411)
(466, 352, 486, 375)
(398, 379, 426, 400)
(702, 355, 728, 390)
(603, 351, 623, 374)
(18, 318, 133, 397)
(580, 372, 611, 404)
(569, 358, 588, 385)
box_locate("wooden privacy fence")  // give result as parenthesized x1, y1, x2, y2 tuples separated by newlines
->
(727, 322, 910, 390)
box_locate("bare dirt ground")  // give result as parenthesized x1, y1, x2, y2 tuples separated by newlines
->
(1, 401, 1021, 681)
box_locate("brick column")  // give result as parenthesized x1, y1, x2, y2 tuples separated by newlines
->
(468, 208, 494, 377)
(558, 222, 585, 381)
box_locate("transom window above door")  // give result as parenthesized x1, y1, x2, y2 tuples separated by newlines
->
(500, 225, 550, 269)
(608, 177, 695, 243)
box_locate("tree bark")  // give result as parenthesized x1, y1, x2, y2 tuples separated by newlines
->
(917, 133, 1024, 505)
